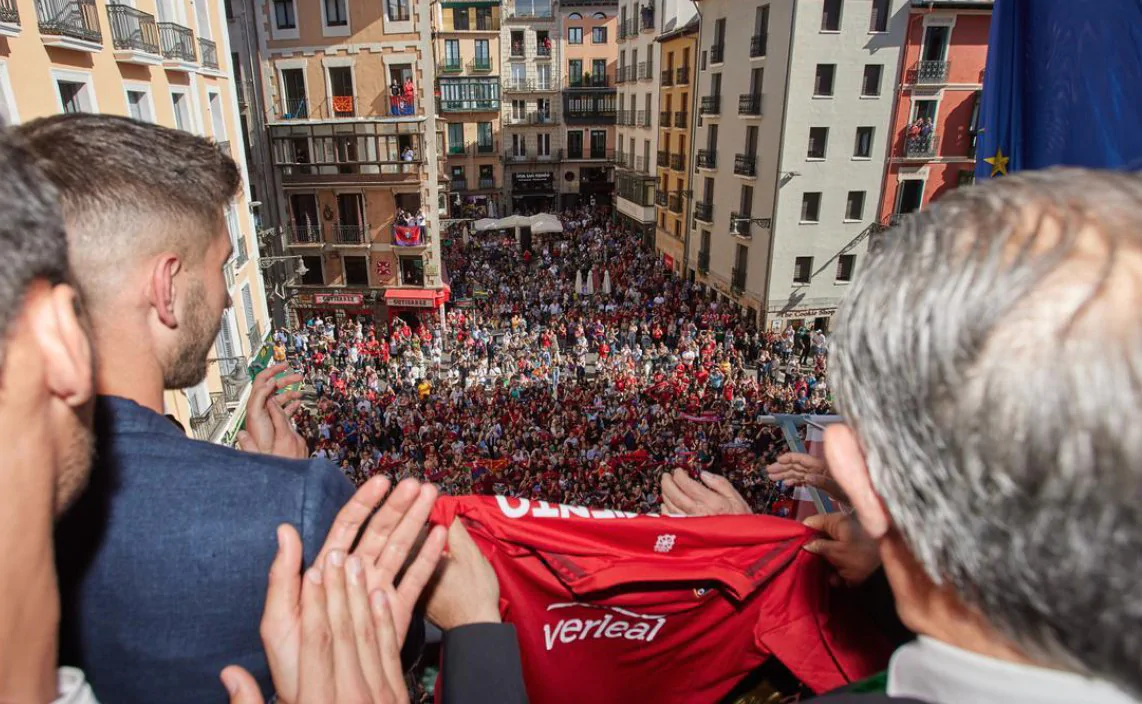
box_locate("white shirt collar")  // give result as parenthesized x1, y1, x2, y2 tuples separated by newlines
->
(888, 637, 1138, 704)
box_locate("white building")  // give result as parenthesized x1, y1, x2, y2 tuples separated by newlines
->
(614, 0, 697, 239)
(690, 0, 907, 330)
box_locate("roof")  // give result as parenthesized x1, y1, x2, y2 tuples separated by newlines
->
(656, 14, 699, 43)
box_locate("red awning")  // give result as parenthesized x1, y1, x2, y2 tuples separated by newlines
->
(385, 288, 448, 309)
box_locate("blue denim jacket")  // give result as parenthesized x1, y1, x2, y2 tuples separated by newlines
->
(56, 396, 354, 703)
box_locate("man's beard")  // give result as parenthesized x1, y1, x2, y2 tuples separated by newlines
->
(164, 280, 222, 389)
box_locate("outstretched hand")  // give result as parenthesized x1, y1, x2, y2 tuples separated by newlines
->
(766, 452, 847, 503)
(660, 468, 752, 517)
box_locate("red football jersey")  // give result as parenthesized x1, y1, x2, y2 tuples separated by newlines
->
(430, 496, 891, 704)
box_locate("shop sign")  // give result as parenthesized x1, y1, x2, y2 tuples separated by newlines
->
(663, 254, 675, 269)
(389, 296, 436, 309)
(770, 307, 837, 318)
(315, 293, 365, 306)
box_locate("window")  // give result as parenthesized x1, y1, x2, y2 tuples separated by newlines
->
(126, 89, 152, 122)
(444, 39, 460, 66)
(591, 130, 607, 159)
(537, 132, 551, 156)
(592, 59, 606, 84)
(568, 27, 583, 44)
(870, 0, 889, 32)
(512, 133, 526, 157)
(567, 130, 584, 159)
(836, 254, 856, 282)
(328, 66, 353, 116)
(537, 98, 551, 119)
(399, 256, 424, 286)
(281, 68, 307, 117)
(739, 185, 753, 216)
(593, 26, 606, 43)
(477, 121, 493, 150)
(807, 127, 828, 159)
(0, 63, 17, 125)
(861, 65, 882, 96)
(814, 64, 835, 96)
(821, 0, 841, 31)
(57, 81, 90, 113)
(273, 0, 295, 29)
(845, 191, 865, 220)
(240, 284, 256, 334)
(801, 192, 821, 222)
(452, 6, 469, 30)
(208, 92, 226, 139)
(793, 256, 813, 284)
(386, 0, 409, 22)
(706, 123, 718, 152)
(537, 64, 553, 89)
(171, 91, 192, 131)
(475, 5, 492, 29)
(510, 99, 525, 121)
(854, 127, 874, 158)
(568, 59, 583, 84)
(344, 256, 369, 286)
(957, 169, 976, 188)
(450, 165, 465, 181)
(447, 122, 464, 150)
(474, 39, 490, 65)
(324, 0, 347, 26)
(300, 255, 324, 285)
(568, 12, 582, 19)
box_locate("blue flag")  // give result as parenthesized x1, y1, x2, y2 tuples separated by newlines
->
(976, 0, 1142, 179)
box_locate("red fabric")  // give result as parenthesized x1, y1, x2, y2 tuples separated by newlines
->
(430, 496, 891, 704)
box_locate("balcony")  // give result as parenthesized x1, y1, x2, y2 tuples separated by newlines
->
(655, 190, 668, 207)
(478, 177, 496, 190)
(638, 61, 653, 81)
(0, 0, 19, 35)
(734, 154, 757, 177)
(331, 224, 367, 245)
(615, 151, 628, 168)
(248, 321, 265, 354)
(107, 4, 160, 63)
(739, 93, 762, 116)
(563, 100, 616, 124)
(640, 5, 654, 31)
(750, 34, 767, 58)
(190, 392, 228, 441)
(904, 134, 939, 158)
(476, 141, 497, 153)
(158, 21, 196, 69)
(731, 267, 746, 293)
(698, 250, 710, 273)
(566, 148, 614, 162)
(676, 66, 690, 84)
(731, 213, 752, 238)
(656, 150, 669, 167)
(536, 44, 551, 58)
(504, 149, 561, 164)
(674, 111, 687, 128)
(696, 149, 716, 169)
(281, 99, 308, 119)
(915, 60, 950, 84)
(36, 0, 102, 49)
(468, 57, 493, 73)
(616, 65, 633, 84)
(660, 69, 674, 86)
(639, 110, 651, 127)
(670, 153, 684, 171)
(439, 59, 463, 74)
(565, 74, 610, 89)
(452, 177, 469, 191)
(285, 224, 323, 245)
(710, 43, 724, 64)
(503, 78, 557, 93)
(505, 7, 554, 22)
(527, 112, 556, 125)
(658, 110, 670, 127)
(694, 201, 713, 223)
(212, 358, 250, 406)
(699, 95, 721, 116)
(199, 37, 218, 69)
(439, 98, 500, 112)
(235, 234, 248, 267)
(668, 193, 682, 214)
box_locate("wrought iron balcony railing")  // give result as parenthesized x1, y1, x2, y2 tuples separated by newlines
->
(656, 150, 669, 168)
(676, 65, 690, 84)
(904, 134, 939, 158)
(36, 0, 101, 44)
(670, 153, 684, 171)
(468, 57, 493, 72)
(0, 0, 19, 25)
(731, 214, 753, 238)
(158, 21, 195, 62)
(739, 93, 762, 116)
(190, 392, 228, 441)
(285, 224, 323, 244)
(660, 68, 673, 86)
(659, 110, 670, 127)
(478, 177, 496, 190)
(211, 357, 249, 405)
(332, 224, 367, 244)
(699, 95, 720, 115)
(674, 111, 687, 128)
(655, 189, 668, 207)
(440, 59, 463, 74)
(199, 37, 218, 68)
(916, 60, 950, 84)
(668, 193, 682, 213)
(694, 201, 713, 222)
(734, 154, 757, 177)
(750, 34, 767, 58)
(710, 43, 724, 64)
(696, 149, 716, 169)
(107, 4, 159, 54)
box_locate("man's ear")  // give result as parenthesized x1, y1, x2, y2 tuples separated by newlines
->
(28, 283, 94, 410)
(149, 254, 182, 330)
(823, 423, 890, 539)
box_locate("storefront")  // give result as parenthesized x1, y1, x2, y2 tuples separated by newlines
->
(510, 172, 556, 213)
(767, 307, 836, 332)
(383, 286, 451, 326)
(290, 291, 379, 327)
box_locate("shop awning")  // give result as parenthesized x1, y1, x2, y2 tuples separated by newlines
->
(384, 287, 450, 309)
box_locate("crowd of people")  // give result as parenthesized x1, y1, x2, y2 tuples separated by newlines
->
(285, 207, 833, 515)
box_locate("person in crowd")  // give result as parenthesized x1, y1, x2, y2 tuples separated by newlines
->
(21, 115, 523, 704)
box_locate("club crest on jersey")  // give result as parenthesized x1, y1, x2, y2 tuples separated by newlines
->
(542, 603, 667, 651)
(654, 534, 676, 553)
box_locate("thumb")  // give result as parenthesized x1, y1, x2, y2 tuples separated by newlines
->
(236, 430, 258, 453)
(220, 666, 264, 704)
(802, 537, 842, 560)
(699, 470, 738, 498)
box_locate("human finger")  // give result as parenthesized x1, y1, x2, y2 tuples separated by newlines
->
(393, 524, 448, 624)
(297, 567, 334, 702)
(353, 478, 422, 565)
(261, 524, 303, 647)
(236, 430, 259, 454)
(317, 475, 392, 569)
(699, 471, 752, 514)
(281, 400, 303, 418)
(670, 469, 716, 505)
(324, 551, 371, 700)
(345, 554, 386, 698)
(372, 483, 439, 586)
(661, 472, 701, 515)
(373, 587, 410, 703)
(220, 666, 265, 704)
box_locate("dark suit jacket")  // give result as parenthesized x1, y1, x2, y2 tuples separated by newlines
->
(56, 395, 356, 703)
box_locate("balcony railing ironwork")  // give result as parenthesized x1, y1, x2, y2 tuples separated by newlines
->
(478, 177, 496, 190)
(503, 78, 557, 92)
(694, 201, 713, 222)
(660, 68, 673, 86)
(699, 95, 721, 115)
(440, 59, 463, 73)
(731, 214, 752, 238)
(505, 8, 553, 21)
(158, 21, 195, 62)
(536, 44, 551, 58)
(211, 357, 249, 405)
(659, 110, 670, 127)
(452, 178, 469, 191)
(468, 57, 493, 72)
(638, 61, 653, 81)
(285, 224, 323, 244)
(199, 37, 218, 68)
(696, 149, 716, 169)
(739, 93, 762, 116)
(670, 153, 684, 171)
(656, 150, 669, 168)
(676, 66, 690, 84)
(107, 4, 159, 53)
(331, 224, 367, 244)
(566, 74, 610, 89)
(654, 190, 668, 207)
(640, 5, 654, 30)
(282, 98, 308, 119)
(330, 94, 355, 117)
(734, 154, 757, 177)
(674, 111, 687, 128)
(247, 321, 265, 354)
(915, 60, 950, 84)
(710, 43, 724, 64)
(668, 193, 682, 213)
(190, 392, 228, 441)
(904, 134, 939, 158)
(750, 34, 767, 58)
(36, 0, 101, 43)
(0, 0, 19, 25)
(235, 234, 248, 267)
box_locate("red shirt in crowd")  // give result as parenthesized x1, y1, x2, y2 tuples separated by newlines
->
(430, 496, 892, 704)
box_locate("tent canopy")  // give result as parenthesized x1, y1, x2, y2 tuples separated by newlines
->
(470, 213, 564, 234)
(473, 218, 499, 232)
(528, 213, 564, 234)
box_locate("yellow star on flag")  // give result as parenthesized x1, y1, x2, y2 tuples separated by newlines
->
(984, 148, 1010, 177)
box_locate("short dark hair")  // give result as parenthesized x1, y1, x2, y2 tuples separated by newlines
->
(16, 114, 240, 303)
(0, 130, 69, 365)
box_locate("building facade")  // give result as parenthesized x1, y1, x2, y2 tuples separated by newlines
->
(0, 0, 271, 443)
(500, 0, 561, 212)
(652, 16, 697, 272)
(557, 0, 616, 210)
(437, 0, 504, 219)
(690, 0, 908, 330)
(879, 0, 991, 228)
(256, 0, 447, 327)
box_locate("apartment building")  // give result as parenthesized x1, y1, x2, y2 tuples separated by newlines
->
(652, 15, 697, 271)
(690, 0, 908, 331)
(0, 0, 270, 443)
(558, 0, 616, 209)
(614, 0, 696, 240)
(879, 0, 991, 228)
(500, 0, 560, 212)
(438, 0, 504, 218)
(257, 0, 447, 327)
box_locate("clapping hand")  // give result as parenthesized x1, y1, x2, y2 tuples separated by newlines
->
(660, 468, 752, 517)
(238, 363, 308, 460)
(765, 452, 847, 503)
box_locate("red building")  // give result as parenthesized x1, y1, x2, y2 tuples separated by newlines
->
(879, 1, 993, 224)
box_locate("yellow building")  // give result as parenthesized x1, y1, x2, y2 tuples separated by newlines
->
(0, 0, 271, 443)
(256, 0, 446, 328)
(653, 16, 696, 276)
(436, 0, 503, 218)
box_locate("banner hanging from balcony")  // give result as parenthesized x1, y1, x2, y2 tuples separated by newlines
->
(331, 95, 355, 114)
(393, 224, 425, 246)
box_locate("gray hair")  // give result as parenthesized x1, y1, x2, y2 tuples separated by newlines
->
(831, 168, 1142, 695)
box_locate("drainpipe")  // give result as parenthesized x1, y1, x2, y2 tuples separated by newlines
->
(681, 0, 701, 276)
